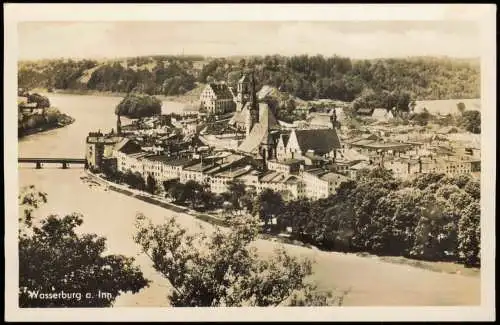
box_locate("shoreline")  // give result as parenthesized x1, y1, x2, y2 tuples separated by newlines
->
(18, 115, 76, 138)
(37, 88, 200, 104)
(83, 170, 479, 278)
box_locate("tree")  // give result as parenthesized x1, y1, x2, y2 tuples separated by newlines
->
(457, 202, 481, 267)
(27, 93, 50, 108)
(460, 110, 481, 134)
(411, 172, 446, 190)
(124, 171, 146, 191)
(18, 186, 149, 307)
(457, 102, 466, 114)
(18, 56, 480, 102)
(199, 190, 219, 211)
(279, 198, 312, 236)
(183, 180, 206, 208)
(410, 111, 432, 126)
(146, 174, 157, 195)
(225, 179, 246, 210)
(168, 182, 186, 203)
(134, 213, 344, 306)
(115, 94, 162, 118)
(240, 187, 256, 212)
(464, 180, 480, 200)
(252, 189, 284, 227)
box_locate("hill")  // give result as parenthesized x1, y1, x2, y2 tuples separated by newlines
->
(18, 55, 480, 103)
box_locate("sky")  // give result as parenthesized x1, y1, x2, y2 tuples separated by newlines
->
(17, 21, 481, 61)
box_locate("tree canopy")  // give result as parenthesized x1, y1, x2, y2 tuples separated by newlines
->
(26, 93, 51, 108)
(277, 168, 481, 266)
(459, 110, 481, 134)
(134, 213, 345, 306)
(18, 186, 150, 307)
(19, 55, 480, 102)
(115, 94, 162, 118)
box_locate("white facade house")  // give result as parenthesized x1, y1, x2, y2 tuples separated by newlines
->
(302, 169, 348, 200)
(200, 83, 236, 115)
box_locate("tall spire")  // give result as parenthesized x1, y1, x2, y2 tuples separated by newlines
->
(249, 69, 259, 127)
(249, 70, 257, 112)
(116, 114, 122, 135)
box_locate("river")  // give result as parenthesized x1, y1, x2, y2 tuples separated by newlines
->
(18, 93, 187, 158)
(17, 93, 480, 307)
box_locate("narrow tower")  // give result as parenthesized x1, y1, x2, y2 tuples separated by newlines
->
(249, 70, 259, 125)
(116, 114, 122, 135)
(237, 71, 250, 107)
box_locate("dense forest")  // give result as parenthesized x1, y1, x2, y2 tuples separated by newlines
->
(18, 55, 480, 102)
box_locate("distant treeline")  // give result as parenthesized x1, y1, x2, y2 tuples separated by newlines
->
(18, 55, 480, 101)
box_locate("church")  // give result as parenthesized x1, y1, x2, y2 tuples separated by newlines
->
(228, 69, 342, 168)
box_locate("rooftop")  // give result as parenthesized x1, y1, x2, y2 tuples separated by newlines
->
(184, 161, 217, 172)
(87, 135, 122, 145)
(304, 168, 326, 176)
(293, 128, 341, 154)
(319, 172, 348, 182)
(207, 83, 234, 100)
(238, 103, 279, 154)
(269, 158, 303, 166)
(216, 166, 253, 179)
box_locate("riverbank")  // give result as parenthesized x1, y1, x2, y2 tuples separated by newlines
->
(84, 170, 479, 278)
(19, 168, 480, 306)
(34, 87, 203, 105)
(83, 171, 229, 227)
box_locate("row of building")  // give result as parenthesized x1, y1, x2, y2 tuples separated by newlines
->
(86, 69, 481, 205)
(86, 132, 351, 201)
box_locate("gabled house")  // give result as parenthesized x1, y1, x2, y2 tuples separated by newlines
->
(200, 83, 236, 115)
(284, 128, 342, 161)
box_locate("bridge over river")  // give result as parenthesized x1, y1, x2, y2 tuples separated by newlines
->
(18, 157, 87, 169)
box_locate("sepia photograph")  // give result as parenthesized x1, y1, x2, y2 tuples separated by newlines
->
(4, 3, 496, 322)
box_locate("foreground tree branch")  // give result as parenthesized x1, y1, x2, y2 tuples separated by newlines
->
(134, 213, 345, 306)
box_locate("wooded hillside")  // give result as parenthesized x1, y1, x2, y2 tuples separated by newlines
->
(18, 55, 480, 102)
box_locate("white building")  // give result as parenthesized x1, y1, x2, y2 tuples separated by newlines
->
(302, 168, 348, 200)
(200, 83, 236, 115)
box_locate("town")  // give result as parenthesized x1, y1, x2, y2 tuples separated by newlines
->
(15, 14, 488, 313)
(85, 69, 481, 205)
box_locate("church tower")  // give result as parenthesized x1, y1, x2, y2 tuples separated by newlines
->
(116, 114, 122, 135)
(236, 71, 250, 108)
(245, 69, 259, 135)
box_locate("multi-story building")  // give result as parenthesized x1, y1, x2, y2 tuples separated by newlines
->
(302, 168, 349, 200)
(141, 155, 198, 182)
(180, 160, 217, 184)
(114, 138, 144, 173)
(266, 159, 302, 175)
(200, 83, 236, 115)
(420, 156, 474, 176)
(383, 158, 422, 179)
(382, 155, 478, 179)
(257, 170, 306, 201)
(208, 165, 253, 194)
(118, 152, 150, 175)
(86, 132, 123, 171)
